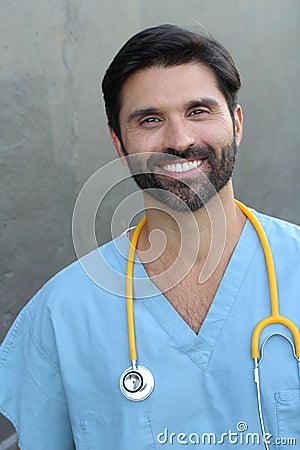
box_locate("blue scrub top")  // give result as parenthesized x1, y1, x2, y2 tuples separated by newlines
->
(0, 210, 300, 449)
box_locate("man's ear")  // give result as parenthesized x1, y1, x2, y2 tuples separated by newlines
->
(109, 128, 127, 165)
(233, 105, 243, 147)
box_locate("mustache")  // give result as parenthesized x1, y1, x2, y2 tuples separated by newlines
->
(146, 145, 213, 172)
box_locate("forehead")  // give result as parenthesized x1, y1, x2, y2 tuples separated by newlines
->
(119, 63, 226, 114)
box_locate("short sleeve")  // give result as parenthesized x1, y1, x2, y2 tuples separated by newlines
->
(0, 296, 75, 450)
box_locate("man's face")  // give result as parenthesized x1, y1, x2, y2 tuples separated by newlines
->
(111, 63, 243, 211)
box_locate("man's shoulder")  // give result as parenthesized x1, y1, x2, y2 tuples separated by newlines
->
(0, 231, 131, 361)
(255, 208, 300, 234)
(41, 229, 130, 301)
(16, 230, 130, 327)
(254, 208, 300, 255)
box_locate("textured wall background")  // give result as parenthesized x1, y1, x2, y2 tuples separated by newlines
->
(1, 0, 299, 446)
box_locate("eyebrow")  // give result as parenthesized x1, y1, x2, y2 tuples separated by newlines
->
(126, 107, 163, 124)
(184, 97, 221, 110)
(126, 97, 221, 124)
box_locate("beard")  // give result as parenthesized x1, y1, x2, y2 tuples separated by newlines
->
(122, 138, 237, 212)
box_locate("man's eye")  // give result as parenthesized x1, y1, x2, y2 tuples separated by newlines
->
(141, 117, 160, 124)
(190, 109, 208, 116)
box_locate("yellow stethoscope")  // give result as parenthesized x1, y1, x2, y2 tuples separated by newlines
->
(119, 200, 300, 449)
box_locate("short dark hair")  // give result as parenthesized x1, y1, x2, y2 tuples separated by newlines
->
(102, 24, 241, 140)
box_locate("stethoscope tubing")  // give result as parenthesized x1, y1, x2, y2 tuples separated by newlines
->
(235, 200, 300, 359)
(126, 200, 300, 363)
(122, 199, 300, 450)
(126, 215, 146, 364)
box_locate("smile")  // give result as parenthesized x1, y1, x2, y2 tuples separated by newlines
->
(162, 159, 204, 173)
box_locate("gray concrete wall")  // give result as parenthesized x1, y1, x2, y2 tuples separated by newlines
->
(1, 0, 299, 445)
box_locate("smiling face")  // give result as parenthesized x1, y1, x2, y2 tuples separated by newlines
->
(110, 63, 243, 211)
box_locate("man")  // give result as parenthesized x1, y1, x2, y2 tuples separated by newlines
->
(0, 24, 299, 449)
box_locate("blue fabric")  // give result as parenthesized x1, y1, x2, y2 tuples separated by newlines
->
(1, 210, 300, 449)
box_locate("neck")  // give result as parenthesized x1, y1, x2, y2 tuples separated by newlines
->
(136, 182, 246, 283)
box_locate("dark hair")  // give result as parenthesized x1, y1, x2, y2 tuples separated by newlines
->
(102, 24, 241, 140)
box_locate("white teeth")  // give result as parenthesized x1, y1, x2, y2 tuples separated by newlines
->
(163, 159, 203, 173)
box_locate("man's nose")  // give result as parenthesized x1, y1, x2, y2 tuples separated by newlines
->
(162, 119, 196, 151)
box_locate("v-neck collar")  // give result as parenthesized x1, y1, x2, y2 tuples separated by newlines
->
(115, 214, 263, 370)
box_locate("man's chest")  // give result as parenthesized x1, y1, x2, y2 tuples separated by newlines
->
(140, 235, 235, 334)
(162, 276, 221, 334)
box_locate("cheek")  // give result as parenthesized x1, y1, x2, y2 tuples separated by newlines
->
(199, 122, 234, 148)
(122, 129, 163, 154)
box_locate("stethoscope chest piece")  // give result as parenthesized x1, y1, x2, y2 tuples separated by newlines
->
(120, 365, 154, 401)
